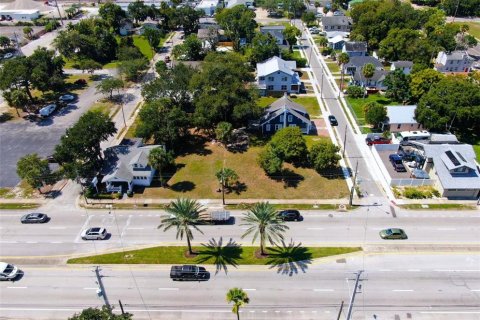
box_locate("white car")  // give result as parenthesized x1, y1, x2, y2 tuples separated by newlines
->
(39, 104, 57, 117)
(81, 227, 108, 240)
(3, 53, 13, 59)
(59, 94, 75, 102)
(0, 262, 19, 281)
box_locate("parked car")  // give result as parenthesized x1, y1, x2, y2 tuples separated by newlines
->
(39, 104, 57, 117)
(379, 228, 407, 240)
(4, 53, 13, 59)
(81, 227, 108, 240)
(21, 213, 49, 224)
(170, 265, 209, 281)
(0, 262, 19, 281)
(365, 135, 391, 146)
(328, 115, 338, 126)
(59, 94, 75, 102)
(389, 154, 406, 172)
(278, 209, 302, 221)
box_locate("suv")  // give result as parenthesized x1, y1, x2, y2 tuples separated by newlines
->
(389, 154, 406, 172)
(328, 115, 338, 126)
(39, 104, 57, 118)
(365, 135, 391, 146)
(81, 227, 108, 240)
(0, 262, 19, 281)
(278, 210, 302, 221)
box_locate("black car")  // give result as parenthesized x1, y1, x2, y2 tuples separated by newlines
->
(389, 154, 406, 172)
(170, 265, 209, 281)
(21, 213, 49, 224)
(278, 210, 302, 221)
(328, 115, 338, 126)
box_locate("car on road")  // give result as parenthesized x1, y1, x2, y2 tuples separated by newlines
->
(59, 94, 75, 102)
(277, 209, 302, 221)
(389, 154, 406, 172)
(81, 227, 108, 240)
(170, 265, 209, 281)
(365, 134, 391, 146)
(379, 228, 407, 240)
(3, 53, 13, 59)
(328, 115, 338, 126)
(164, 55, 171, 63)
(39, 104, 57, 117)
(0, 262, 19, 281)
(21, 213, 49, 224)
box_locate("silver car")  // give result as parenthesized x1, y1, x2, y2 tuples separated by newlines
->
(0, 262, 19, 281)
(81, 227, 108, 240)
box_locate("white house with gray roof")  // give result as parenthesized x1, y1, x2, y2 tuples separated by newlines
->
(256, 56, 301, 96)
(259, 25, 287, 45)
(321, 16, 352, 32)
(382, 105, 423, 133)
(434, 51, 474, 73)
(100, 139, 162, 193)
(409, 141, 480, 199)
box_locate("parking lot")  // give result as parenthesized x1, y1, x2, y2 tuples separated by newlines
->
(377, 149, 412, 179)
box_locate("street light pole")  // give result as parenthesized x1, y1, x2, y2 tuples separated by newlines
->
(346, 271, 363, 320)
(342, 124, 347, 158)
(320, 72, 324, 99)
(349, 160, 359, 206)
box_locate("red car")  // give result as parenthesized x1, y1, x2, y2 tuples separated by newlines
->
(365, 135, 391, 146)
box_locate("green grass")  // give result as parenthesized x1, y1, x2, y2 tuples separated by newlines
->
(473, 144, 480, 161)
(103, 61, 119, 69)
(0, 188, 14, 199)
(258, 96, 321, 117)
(67, 246, 361, 265)
(451, 22, 480, 40)
(224, 203, 351, 210)
(133, 35, 154, 60)
(399, 204, 477, 210)
(326, 62, 340, 73)
(346, 94, 398, 126)
(90, 100, 116, 116)
(304, 135, 330, 149)
(291, 50, 303, 60)
(0, 203, 41, 210)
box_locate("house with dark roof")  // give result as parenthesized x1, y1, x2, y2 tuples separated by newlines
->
(256, 56, 301, 96)
(256, 93, 312, 134)
(391, 61, 413, 75)
(99, 139, 162, 193)
(321, 16, 352, 32)
(344, 56, 383, 75)
(342, 41, 367, 57)
(352, 69, 389, 90)
(328, 35, 346, 50)
(434, 51, 474, 73)
(259, 25, 287, 45)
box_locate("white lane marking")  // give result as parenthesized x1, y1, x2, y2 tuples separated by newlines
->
(127, 227, 145, 230)
(408, 269, 420, 272)
(471, 289, 480, 292)
(50, 241, 62, 244)
(83, 287, 99, 290)
(434, 269, 480, 272)
(437, 228, 456, 231)
(262, 310, 268, 313)
(243, 288, 256, 291)
(7, 287, 27, 289)
(392, 289, 414, 292)
(49, 227, 66, 230)
(75, 215, 93, 242)
(158, 288, 179, 291)
(120, 215, 133, 238)
(379, 269, 391, 272)
(25, 241, 38, 244)
(313, 289, 334, 292)
(307, 228, 324, 230)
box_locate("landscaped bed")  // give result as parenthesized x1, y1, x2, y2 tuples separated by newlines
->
(68, 246, 362, 265)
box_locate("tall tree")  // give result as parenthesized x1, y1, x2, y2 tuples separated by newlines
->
(309, 141, 341, 172)
(246, 33, 280, 65)
(16, 154, 51, 193)
(337, 52, 349, 92)
(257, 145, 283, 176)
(148, 147, 174, 187)
(128, 0, 149, 23)
(54, 111, 117, 179)
(409, 68, 444, 102)
(3, 89, 29, 116)
(0, 36, 10, 48)
(241, 202, 289, 255)
(96, 78, 124, 99)
(216, 6, 257, 51)
(23, 26, 33, 39)
(215, 121, 233, 144)
(172, 34, 204, 61)
(215, 167, 239, 205)
(177, 6, 202, 35)
(158, 198, 206, 255)
(282, 25, 301, 52)
(226, 288, 250, 320)
(363, 102, 386, 128)
(269, 126, 308, 164)
(383, 69, 411, 103)
(98, 2, 126, 31)
(143, 27, 162, 57)
(361, 63, 376, 87)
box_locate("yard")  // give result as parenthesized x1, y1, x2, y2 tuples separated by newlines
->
(326, 62, 340, 73)
(133, 137, 349, 200)
(258, 96, 322, 118)
(451, 22, 480, 39)
(346, 94, 398, 127)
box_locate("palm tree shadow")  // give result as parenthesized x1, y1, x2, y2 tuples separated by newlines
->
(196, 237, 242, 275)
(266, 240, 312, 276)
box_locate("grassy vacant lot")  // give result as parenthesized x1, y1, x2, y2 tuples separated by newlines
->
(346, 94, 398, 126)
(225, 203, 352, 210)
(0, 203, 41, 210)
(451, 22, 480, 39)
(399, 204, 477, 210)
(133, 35, 154, 60)
(134, 139, 348, 200)
(68, 246, 361, 265)
(258, 96, 322, 117)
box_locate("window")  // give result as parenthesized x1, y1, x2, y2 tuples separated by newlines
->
(450, 60, 453, 64)
(281, 85, 287, 90)
(288, 115, 292, 122)
(267, 85, 274, 90)
(275, 124, 282, 130)
(337, 26, 341, 30)
(279, 115, 284, 121)
(268, 76, 274, 81)
(266, 124, 271, 131)
(281, 76, 288, 81)
(289, 124, 296, 127)
(397, 124, 401, 129)
(259, 76, 265, 80)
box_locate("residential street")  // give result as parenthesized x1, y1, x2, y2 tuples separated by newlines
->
(0, 254, 478, 319)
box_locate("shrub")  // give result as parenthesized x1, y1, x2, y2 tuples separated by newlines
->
(257, 145, 283, 176)
(269, 126, 308, 164)
(346, 85, 364, 98)
(309, 141, 341, 172)
(321, 47, 333, 56)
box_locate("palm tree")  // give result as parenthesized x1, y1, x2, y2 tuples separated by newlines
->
(338, 52, 350, 93)
(241, 202, 289, 256)
(158, 198, 206, 255)
(215, 167, 239, 205)
(226, 288, 249, 320)
(148, 147, 174, 187)
(361, 63, 376, 98)
(23, 26, 33, 40)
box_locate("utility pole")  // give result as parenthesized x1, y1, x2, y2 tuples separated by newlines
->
(53, 0, 64, 26)
(336, 300, 344, 320)
(349, 160, 358, 206)
(342, 124, 347, 158)
(320, 72, 324, 99)
(346, 271, 363, 320)
(95, 266, 110, 307)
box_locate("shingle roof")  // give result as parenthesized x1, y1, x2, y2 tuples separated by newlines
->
(386, 105, 417, 124)
(392, 61, 413, 68)
(344, 41, 367, 52)
(321, 16, 352, 27)
(257, 56, 297, 77)
(261, 94, 310, 125)
(353, 69, 388, 82)
(345, 56, 383, 69)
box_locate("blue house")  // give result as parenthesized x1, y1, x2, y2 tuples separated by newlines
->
(342, 41, 367, 57)
(257, 56, 301, 96)
(257, 93, 312, 134)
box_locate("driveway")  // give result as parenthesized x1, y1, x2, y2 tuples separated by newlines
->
(0, 84, 102, 187)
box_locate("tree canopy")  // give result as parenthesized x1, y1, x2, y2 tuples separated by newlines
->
(216, 6, 257, 51)
(16, 154, 52, 191)
(98, 2, 126, 31)
(69, 305, 132, 320)
(383, 69, 411, 103)
(269, 126, 308, 164)
(364, 102, 387, 128)
(246, 32, 280, 65)
(309, 141, 341, 172)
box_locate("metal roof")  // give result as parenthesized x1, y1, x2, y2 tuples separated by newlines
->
(386, 105, 417, 124)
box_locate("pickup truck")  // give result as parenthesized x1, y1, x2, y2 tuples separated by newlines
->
(170, 265, 209, 281)
(201, 210, 231, 224)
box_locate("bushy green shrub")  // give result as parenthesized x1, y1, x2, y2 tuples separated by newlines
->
(346, 85, 364, 98)
(404, 187, 426, 199)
